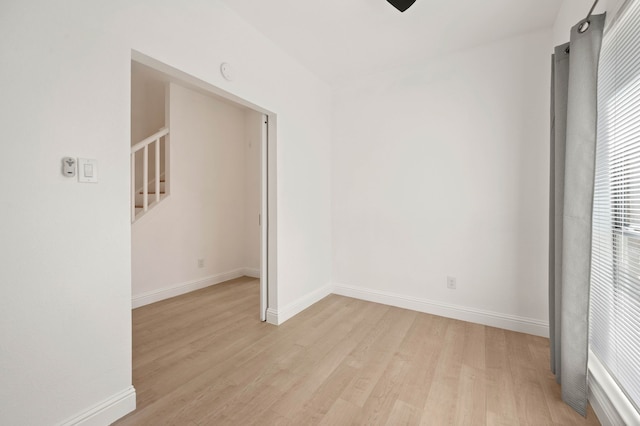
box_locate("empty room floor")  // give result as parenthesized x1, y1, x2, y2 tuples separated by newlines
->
(114, 277, 600, 425)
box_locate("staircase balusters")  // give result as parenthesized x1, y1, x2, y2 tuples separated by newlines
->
(131, 127, 169, 223)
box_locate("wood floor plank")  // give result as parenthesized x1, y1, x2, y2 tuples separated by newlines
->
(318, 398, 360, 426)
(506, 331, 555, 425)
(132, 276, 255, 327)
(353, 350, 409, 425)
(354, 310, 438, 425)
(270, 307, 387, 414)
(455, 365, 487, 425)
(455, 323, 487, 425)
(280, 301, 391, 423)
(133, 313, 265, 410)
(114, 278, 601, 426)
(485, 327, 521, 425)
(420, 319, 466, 425)
(395, 314, 447, 411)
(338, 307, 417, 408)
(385, 399, 422, 425)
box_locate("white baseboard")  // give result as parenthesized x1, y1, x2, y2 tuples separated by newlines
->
(266, 283, 333, 325)
(243, 267, 260, 278)
(57, 386, 135, 426)
(132, 268, 249, 308)
(332, 283, 549, 337)
(266, 307, 279, 325)
(588, 350, 639, 426)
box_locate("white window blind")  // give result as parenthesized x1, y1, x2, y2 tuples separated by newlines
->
(591, 0, 640, 413)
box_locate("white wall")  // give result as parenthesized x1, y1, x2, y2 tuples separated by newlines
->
(0, 0, 332, 424)
(332, 29, 552, 336)
(131, 63, 165, 145)
(132, 83, 252, 300)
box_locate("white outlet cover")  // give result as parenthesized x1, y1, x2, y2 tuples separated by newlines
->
(447, 276, 457, 289)
(220, 62, 234, 81)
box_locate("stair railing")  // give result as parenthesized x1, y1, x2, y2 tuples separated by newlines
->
(131, 127, 169, 222)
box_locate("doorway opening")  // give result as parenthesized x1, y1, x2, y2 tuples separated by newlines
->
(130, 51, 275, 321)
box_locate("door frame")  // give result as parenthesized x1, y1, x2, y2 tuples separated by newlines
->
(131, 50, 277, 321)
(260, 114, 268, 321)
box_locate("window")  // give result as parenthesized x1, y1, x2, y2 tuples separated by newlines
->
(590, 0, 640, 413)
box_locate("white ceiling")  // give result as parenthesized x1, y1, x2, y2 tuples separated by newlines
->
(220, 0, 562, 84)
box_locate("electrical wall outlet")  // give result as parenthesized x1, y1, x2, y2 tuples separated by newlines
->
(447, 276, 457, 289)
(197, 258, 205, 268)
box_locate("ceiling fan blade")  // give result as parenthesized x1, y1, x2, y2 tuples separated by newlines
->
(386, 0, 417, 12)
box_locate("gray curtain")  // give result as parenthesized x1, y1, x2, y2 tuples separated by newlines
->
(549, 13, 605, 416)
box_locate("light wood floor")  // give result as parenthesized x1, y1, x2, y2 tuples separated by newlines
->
(114, 277, 600, 425)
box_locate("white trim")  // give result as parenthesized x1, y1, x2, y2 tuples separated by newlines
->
(265, 283, 332, 325)
(57, 386, 135, 426)
(266, 307, 279, 325)
(131, 127, 169, 153)
(132, 268, 250, 308)
(260, 112, 269, 322)
(331, 283, 549, 337)
(588, 350, 640, 426)
(589, 372, 624, 426)
(244, 267, 260, 279)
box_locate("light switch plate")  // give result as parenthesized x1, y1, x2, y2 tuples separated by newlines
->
(78, 158, 98, 183)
